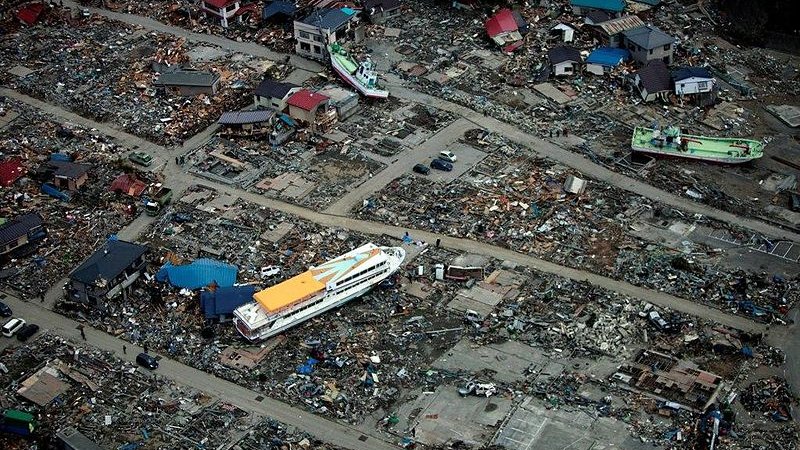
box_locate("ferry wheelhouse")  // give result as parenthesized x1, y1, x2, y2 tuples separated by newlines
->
(233, 243, 405, 341)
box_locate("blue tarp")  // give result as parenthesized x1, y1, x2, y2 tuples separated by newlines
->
(297, 358, 319, 375)
(200, 285, 256, 319)
(586, 47, 630, 67)
(156, 258, 237, 289)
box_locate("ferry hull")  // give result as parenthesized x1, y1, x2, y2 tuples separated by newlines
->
(234, 245, 404, 341)
(331, 60, 389, 99)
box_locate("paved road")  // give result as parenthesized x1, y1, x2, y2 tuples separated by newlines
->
(386, 86, 800, 244)
(62, 0, 323, 74)
(63, 0, 799, 244)
(6, 87, 766, 335)
(325, 117, 474, 215)
(0, 294, 399, 450)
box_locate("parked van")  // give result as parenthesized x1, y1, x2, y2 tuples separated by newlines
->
(2, 318, 26, 337)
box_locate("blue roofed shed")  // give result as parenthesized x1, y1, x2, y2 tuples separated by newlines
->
(156, 259, 237, 290)
(200, 285, 256, 321)
(571, 0, 626, 15)
(262, 1, 297, 22)
(586, 47, 630, 74)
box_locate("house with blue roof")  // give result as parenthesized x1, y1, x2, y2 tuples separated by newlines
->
(586, 47, 631, 75)
(201, 285, 256, 321)
(294, 8, 361, 60)
(570, 0, 626, 17)
(673, 67, 717, 106)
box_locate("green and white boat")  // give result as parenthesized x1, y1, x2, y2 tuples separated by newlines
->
(328, 43, 388, 99)
(631, 126, 764, 164)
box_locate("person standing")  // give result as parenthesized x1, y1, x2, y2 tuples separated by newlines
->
(80, 328, 86, 340)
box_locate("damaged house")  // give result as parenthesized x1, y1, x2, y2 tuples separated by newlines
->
(201, 0, 257, 28)
(673, 67, 717, 107)
(253, 79, 301, 111)
(0, 213, 46, 259)
(294, 8, 361, 60)
(623, 24, 675, 66)
(67, 239, 148, 309)
(633, 59, 671, 102)
(362, 0, 402, 25)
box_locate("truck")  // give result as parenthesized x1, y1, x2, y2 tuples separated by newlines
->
(1, 408, 36, 436)
(143, 184, 172, 216)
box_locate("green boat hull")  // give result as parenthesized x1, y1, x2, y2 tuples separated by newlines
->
(631, 127, 764, 164)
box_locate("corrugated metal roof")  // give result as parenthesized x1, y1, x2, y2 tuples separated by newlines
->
(597, 15, 645, 36)
(485, 9, 518, 38)
(218, 110, 275, 125)
(156, 259, 237, 290)
(287, 89, 329, 111)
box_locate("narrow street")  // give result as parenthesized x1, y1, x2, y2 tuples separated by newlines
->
(5, 87, 767, 337)
(0, 294, 399, 450)
(3, 5, 794, 447)
(50, 2, 800, 244)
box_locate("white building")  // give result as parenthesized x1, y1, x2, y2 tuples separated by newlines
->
(673, 67, 715, 95)
(294, 8, 361, 60)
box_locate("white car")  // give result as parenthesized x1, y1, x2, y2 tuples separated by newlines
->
(439, 150, 457, 163)
(260, 266, 281, 278)
(2, 318, 26, 337)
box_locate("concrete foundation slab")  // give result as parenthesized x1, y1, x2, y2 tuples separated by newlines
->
(433, 338, 545, 383)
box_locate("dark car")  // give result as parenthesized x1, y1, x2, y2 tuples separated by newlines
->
(171, 212, 193, 223)
(412, 164, 430, 175)
(16, 324, 39, 342)
(136, 352, 159, 370)
(0, 301, 11, 318)
(430, 159, 453, 171)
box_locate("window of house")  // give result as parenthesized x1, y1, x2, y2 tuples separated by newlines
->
(313, 45, 321, 54)
(313, 35, 323, 42)
(225, 3, 237, 12)
(663, 44, 671, 51)
(649, 49, 653, 55)
(299, 31, 310, 39)
(563, 66, 573, 73)
(697, 81, 708, 90)
(300, 42, 311, 51)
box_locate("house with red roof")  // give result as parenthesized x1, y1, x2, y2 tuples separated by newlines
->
(286, 90, 337, 132)
(485, 9, 528, 53)
(17, 3, 45, 26)
(0, 159, 26, 188)
(201, 0, 256, 28)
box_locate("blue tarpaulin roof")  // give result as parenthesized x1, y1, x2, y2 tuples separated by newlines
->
(156, 258, 237, 289)
(586, 47, 630, 66)
(200, 285, 256, 319)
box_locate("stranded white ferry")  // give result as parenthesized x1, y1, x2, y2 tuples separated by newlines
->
(233, 243, 405, 341)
